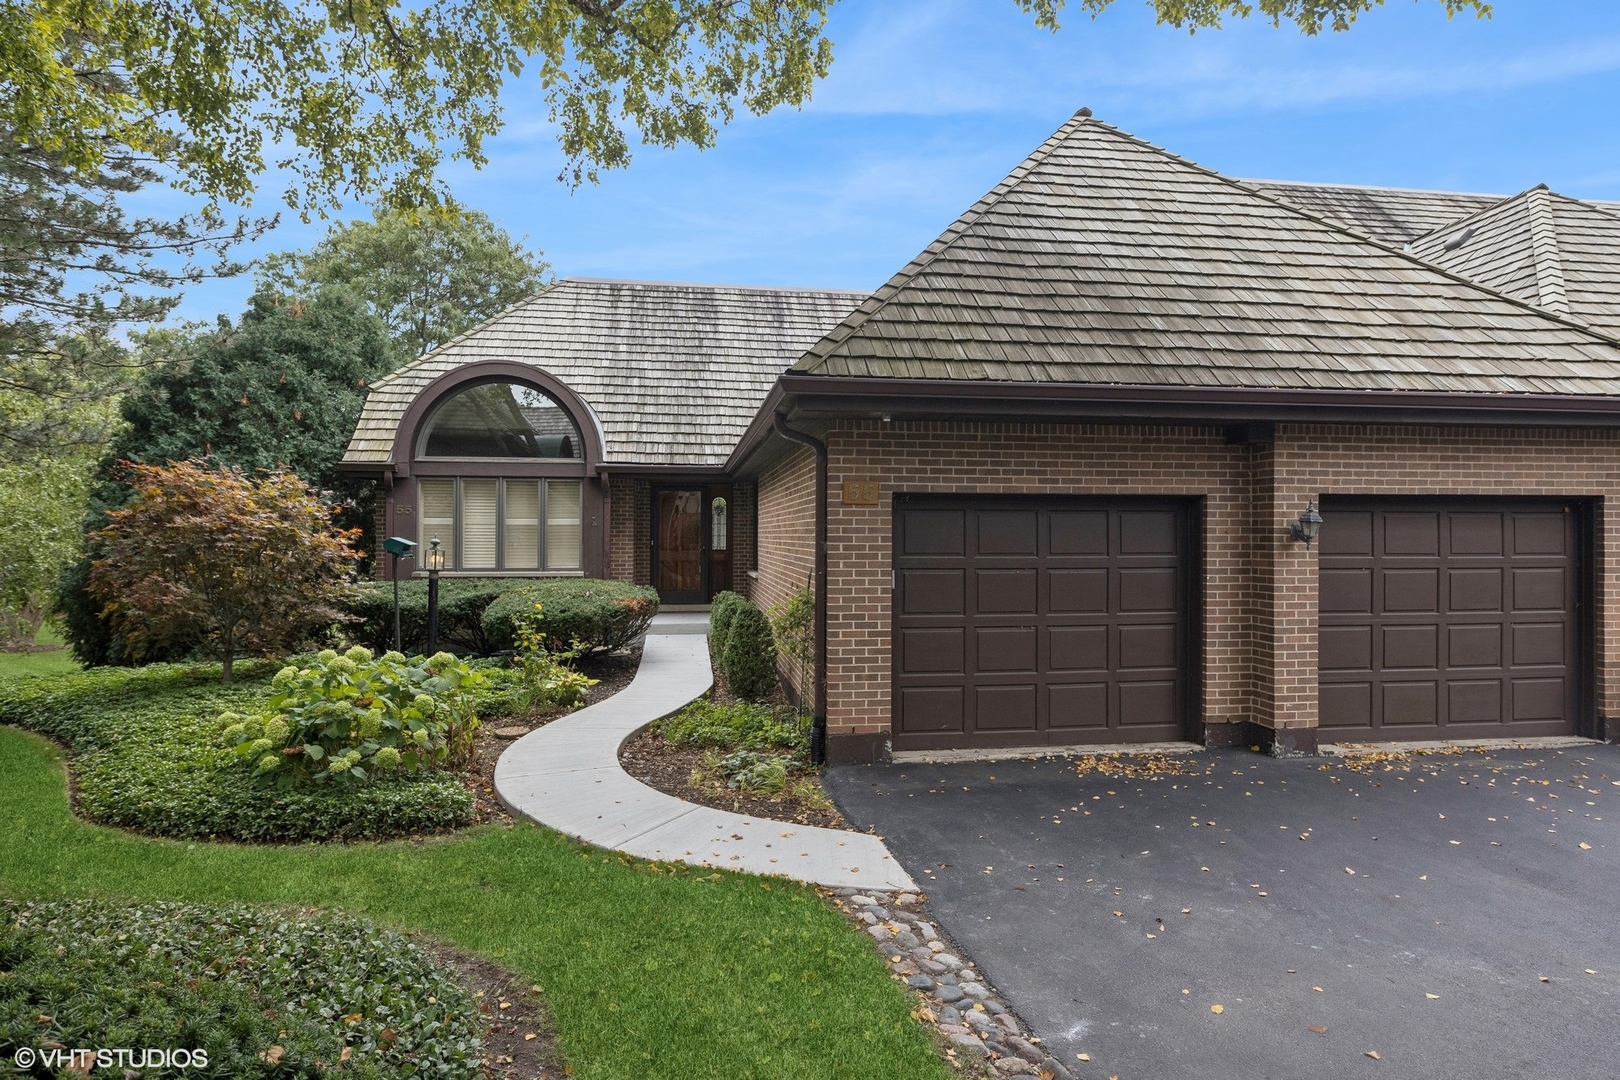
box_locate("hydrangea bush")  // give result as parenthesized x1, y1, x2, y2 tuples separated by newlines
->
(223, 647, 483, 788)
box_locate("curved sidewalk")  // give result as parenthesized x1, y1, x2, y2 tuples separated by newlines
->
(493, 612, 916, 892)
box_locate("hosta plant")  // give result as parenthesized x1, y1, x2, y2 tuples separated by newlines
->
(222, 646, 482, 788)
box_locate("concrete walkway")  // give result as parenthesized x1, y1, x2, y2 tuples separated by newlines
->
(493, 612, 915, 891)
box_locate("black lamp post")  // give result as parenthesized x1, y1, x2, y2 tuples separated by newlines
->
(1288, 501, 1323, 547)
(424, 537, 446, 654)
(382, 536, 418, 652)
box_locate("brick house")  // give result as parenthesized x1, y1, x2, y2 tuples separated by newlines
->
(343, 111, 1620, 762)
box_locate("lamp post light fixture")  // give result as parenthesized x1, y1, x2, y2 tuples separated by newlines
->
(1288, 500, 1324, 547)
(425, 537, 447, 654)
(381, 536, 418, 653)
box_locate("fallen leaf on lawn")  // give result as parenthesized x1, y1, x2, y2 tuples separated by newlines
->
(1579, 842, 1593, 850)
(1308, 1025, 1328, 1034)
(263, 1047, 285, 1067)
(339, 1047, 353, 1063)
(524, 1033, 537, 1041)
(1211, 1004, 1225, 1014)
(499, 1001, 511, 1010)
(1366, 1050, 1381, 1060)
(1425, 993, 1439, 999)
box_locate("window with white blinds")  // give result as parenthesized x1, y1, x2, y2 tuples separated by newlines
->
(417, 477, 583, 572)
(545, 480, 582, 570)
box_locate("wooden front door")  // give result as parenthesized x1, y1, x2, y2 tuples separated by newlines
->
(655, 488, 706, 604)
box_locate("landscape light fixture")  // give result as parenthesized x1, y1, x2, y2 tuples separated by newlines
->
(382, 536, 418, 652)
(425, 537, 446, 653)
(1288, 501, 1323, 548)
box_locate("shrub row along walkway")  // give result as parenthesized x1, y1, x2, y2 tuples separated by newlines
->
(494, 612, 915, 891)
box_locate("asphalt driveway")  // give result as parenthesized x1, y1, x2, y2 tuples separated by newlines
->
(825, 744, 1620, 1080)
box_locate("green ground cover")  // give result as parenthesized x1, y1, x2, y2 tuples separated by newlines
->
(0, 724, 947, 1080)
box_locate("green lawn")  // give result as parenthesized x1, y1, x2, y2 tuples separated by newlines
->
(0, 726, 947, 1080)
(0, 625, 78, 679)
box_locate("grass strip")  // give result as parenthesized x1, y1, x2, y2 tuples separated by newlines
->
(0, 727, 947, 1080)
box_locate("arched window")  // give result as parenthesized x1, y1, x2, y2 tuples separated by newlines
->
(417, 381, 582, 459)
(711, 496, 728, 551)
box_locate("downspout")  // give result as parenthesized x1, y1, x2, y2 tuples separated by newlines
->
(772, 412, 828, 766)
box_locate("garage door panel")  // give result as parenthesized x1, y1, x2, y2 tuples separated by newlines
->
(1118, 624, 1176, 670)
(975, 685, 1038, 730)
(1384, 513, 1440, 555)
(898, 687, 964, 733)
(1049, 625, 1107, 671)
(1513, 514, 1566, 555)
(978, 511, 1037, 555)
(1049, 683, 1108, 728)
(895, 498, 1189, 750)
(1382, 625, 1437, 670)
(1448, 568, 1503, 612)
(1513, 568, 1565, 611)
(1049, 569, 1107, 613)
(1512, 623, 1565, 666)
(976, 569, 1036, 614)
(901, 570, 964, 614)
(901, 628, 964, 674)
(1320, 682, 1372, 729)
(1321, 569, 1372, 613)
(1448, 513, 1504, 555)
(1320, 626, 1372, 671)
(1383, 569, 1438, 612)
(1448, 624, 1502, 668)
(976, 627, 1037, 673)
(1383, 682, 1438, 725)
(1320, 499, 1578, 742)
(1119, 567, 1177, 612)
(1449, 680, 1502, 724)
(1049, 512, 1107, 555)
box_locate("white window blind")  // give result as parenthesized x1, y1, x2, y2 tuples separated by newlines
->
(419, 479, 456, 563)
(461, 479, 499, 569)
(503, 480, 540, 570)
(545, 480, 583, 570)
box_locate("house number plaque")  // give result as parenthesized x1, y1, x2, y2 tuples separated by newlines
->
(841, 480, 880, 506)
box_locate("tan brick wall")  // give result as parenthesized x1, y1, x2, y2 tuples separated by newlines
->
(755, 445, 817, 699)
(773, 418, 1620, 748)
(729, 480, 757, 600)
(608, 477, 651, 585)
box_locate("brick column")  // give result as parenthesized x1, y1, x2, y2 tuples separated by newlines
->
(1252, 430, 1320, 754)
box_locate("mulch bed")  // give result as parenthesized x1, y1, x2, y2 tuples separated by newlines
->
(618, 729, 849, 830)
(463, 644, 642, 825)
(422, 943, 568, 1080)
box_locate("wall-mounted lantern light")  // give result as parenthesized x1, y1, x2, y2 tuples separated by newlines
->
(1288, 500, 1323, 547)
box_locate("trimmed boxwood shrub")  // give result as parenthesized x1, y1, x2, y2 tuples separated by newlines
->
(480, 579, 659, 655)
(708, 590, 747, 658)
(345, 578, 511, 655)
(721, 601, 779, 701)
(0, 897, 483, 1078)
(0, 662, 473, 841)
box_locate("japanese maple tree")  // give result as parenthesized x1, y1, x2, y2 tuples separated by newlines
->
(88, 460, 359, 681)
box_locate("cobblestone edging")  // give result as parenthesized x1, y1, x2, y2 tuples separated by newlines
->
(823, 888, 1076, 1080)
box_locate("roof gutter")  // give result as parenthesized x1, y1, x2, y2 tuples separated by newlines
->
(777, 374, 1620, 426)
(771, 411, 828, 767)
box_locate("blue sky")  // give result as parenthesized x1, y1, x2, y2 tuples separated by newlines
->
(169, 0, 1620, 322)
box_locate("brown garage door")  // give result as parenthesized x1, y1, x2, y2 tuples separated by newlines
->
(892, 496, 1193, 751)
(1318, 499, 1583, 741)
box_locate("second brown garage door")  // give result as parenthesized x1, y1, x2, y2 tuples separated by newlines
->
(892, 496, 1193, 751)
(1318, 498, 1583, 741)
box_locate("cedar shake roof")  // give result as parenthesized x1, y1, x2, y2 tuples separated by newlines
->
(792, 114, 1620, 395)
(342, 278, 866, 468)
(1409, 187, 1620, 338)
(1245, 180, 1504, 247)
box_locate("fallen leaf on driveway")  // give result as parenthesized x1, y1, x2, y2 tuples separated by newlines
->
(1579, 842, 1593, 850)
(1211, 1004, 1225, 1014)
(1345, 868, 1356, 875)
(1425, 993, 1439, 999)
(1313, 987, 1324, 993)
(1113, 910, 1124, 917)
(1585, 969, 1598, 975)
(1449, 840, 1461, 846)
(1076, 1053, 1090, 1062)
(1540, 976, 1551, 983)
(1308, 1025, 1328, 1034)
(1366, 1050, 1381, 1060)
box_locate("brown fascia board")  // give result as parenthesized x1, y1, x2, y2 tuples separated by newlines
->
(773, 374, 1620, 429)
(591, 462, 732, 476)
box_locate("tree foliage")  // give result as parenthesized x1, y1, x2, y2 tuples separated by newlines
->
(0, 134, 258, 458)
(2, 1, 1487, 217)
(0, 453, 94, 647)
(259, 205, 552, 360)
(88, 461, 360, 682)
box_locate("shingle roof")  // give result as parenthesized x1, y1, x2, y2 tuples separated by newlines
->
(1410, 187, 1620, 338)
(343, 278, 866, 468)
(792, 114, 1620, 396)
